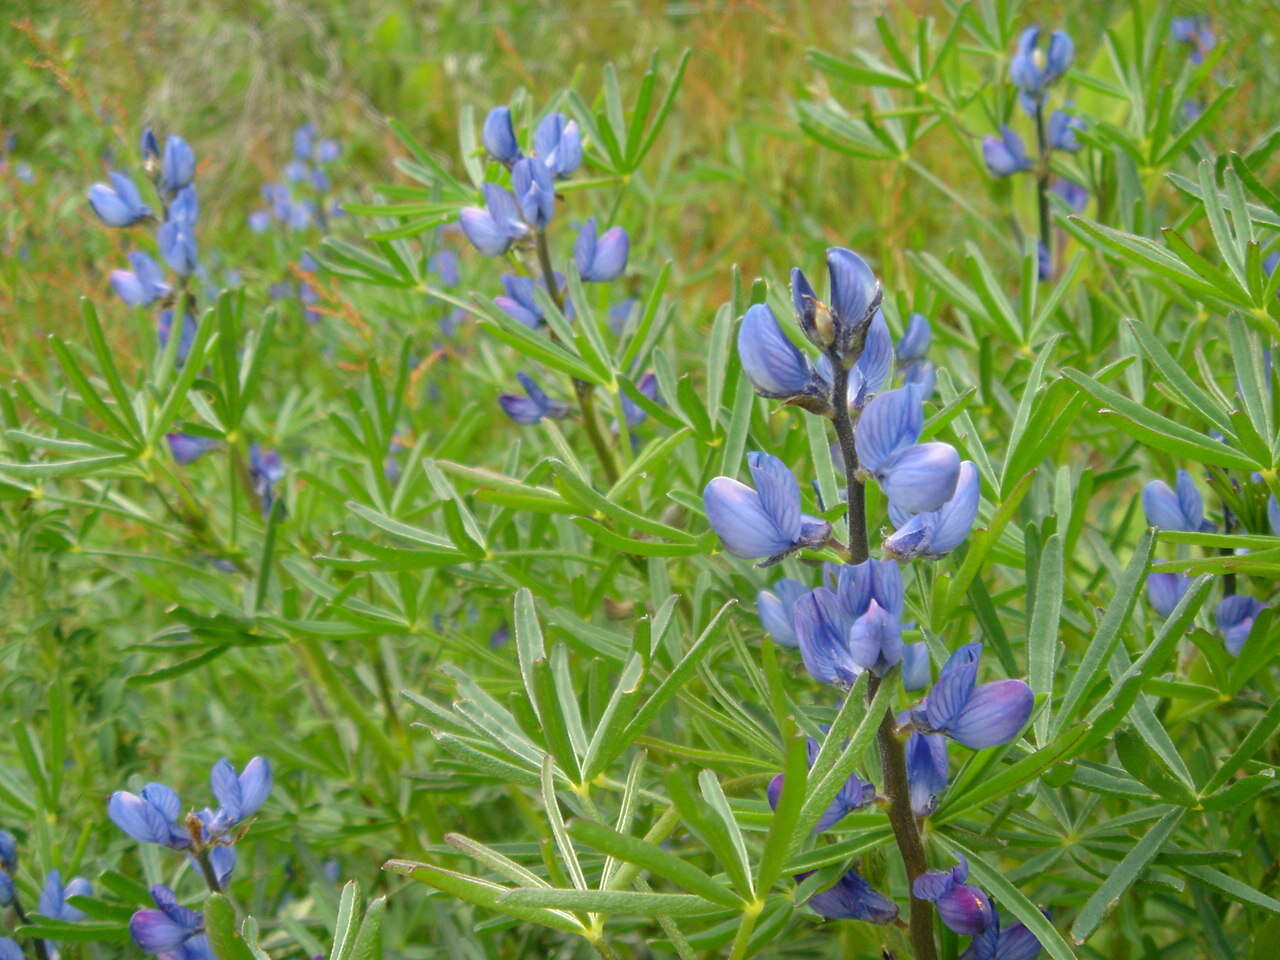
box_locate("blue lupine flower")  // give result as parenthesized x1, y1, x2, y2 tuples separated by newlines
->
(1048, 110, 1083, 152)
(737, 303, 827, 405)
(498, 372, 572, 425)
(609, 299, 638, 336)
(1172, 17, 1215, 64)
(0, 831, 15, 873)
(293, 123, 315, 161)
(0, 871, 12, 907)
(110, 251, 171, 307)
(1146, 573, 1190, 619)
(846, 311, 894, 408)
(109, 782, 190, 848)
(533, 112, 582, 178)
(791, 248, 882, 360)
(1216, 595, 1266, 656)
(483, 106, 522, 166)
(204, 757, 272, 837)
(620, 371, 659, 428)
(896, 313, 930, 366)
(130, 885, 211, 960)
(1142, 470, 1212, 531)
(757, 578, 809, 647)
(0, 940, 19, 960)
(315, 138, 340, 163)
(574, 218, 629, 282)
(157, 311, 198, 365)
(795, 587, 861, 687)
(310, 168, 331, 192)
(983, 126, 1032, 178)
(161, 136, 196, 194)
(159, 220, 198, 275)
(912, 642, 1034, 749)
(459, 184, 528, 256)
(967, 908, 1045, 960)
(512, 156, 555, 229)
(1037, 241, 1052, 282)
(1010, 26, 1074, 101)
(14, 162, 34, 185)
(167, 434, 218, 465)
(804, 869, 899, 924)
(768, 738, 875, 833)
(88, 171, 151, 226)
(170, 183, 199, 224)
(39, 869, 91, 922)
(848, 600, 903, 676)
(885, 460, 980, 560)
(1270, 495, 1279, 535)
(284, 161, 310, 183)
(913, 856, 993, 936)
(141, 127, 160, 165)
(836, 557, 904, 620)
(1053, 178, 1088, 212)
(703, 452, 832, 562)
(902, 642, 930, 691)
(855, 385, 961, 514)
(905, 729, 949, 816)
(249, 446, 285, 515)
(429, 249, 461, 287)
(494, 273, 566, 328)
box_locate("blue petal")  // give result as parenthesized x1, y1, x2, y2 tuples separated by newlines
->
(935, 882, 994, 936)
(758, 588, 798, 647)
(879, 441, 960, 514)
(1046, 30, 1074, 80)
(459, 208, 507, 257)
(897, 313, 930, 363)
(836, 562, 872, 620)
(795, 588, 860, 687)
(854, 385, 923, 472)
(902, 642, 931, 691)
(737, 304, 814, 399)
(210, 759, 242, 824)
(947, 679, 1034, 749)
(499, 393, 547, 425)
(747, 452, 802, 544)
(807, 870, 899, 924)
(237, 757, 271, 818)
(131, 909, 193, 952)
(905, 731, 948, 816)
(1146, 573, 1189, 619)
(847, 601, 902, 676)
(826, 247, 879, 333)
(924, 642, 982, 732)
(587, 226, 629, 281)
(703, 477, 788, 559)
(482, 106, 521, 164)
(1142, 479, 1187, 531)
(848, 311, 893, 405)
(1174, 470, 1204, 530)
(161, 136, 196, 193)
(108, 791, 174, 846)
(110, 269, 146, 306)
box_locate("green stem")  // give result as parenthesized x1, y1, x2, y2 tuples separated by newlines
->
(533, 228, 620, 485)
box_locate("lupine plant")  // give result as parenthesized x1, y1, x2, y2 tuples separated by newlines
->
(2, 2, 1280, 959)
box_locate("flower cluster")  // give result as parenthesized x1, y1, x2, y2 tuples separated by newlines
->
(130, 885, 211, 960)
(914, 856, 1045, 959)
(0, 831, 92, 959)
(1142, 470, 1271, 656)
(108, 756, 271, 889)
(249, 122, 342, 232)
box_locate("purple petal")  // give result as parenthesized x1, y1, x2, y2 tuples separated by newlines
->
(703, 477, 785, 559)
(924, 642, 982, 731)
(948, 679, 1034, 749)
(795, 588, 861, 687)
(737, 304, 814, 399)
(747, 451, 802, 543)
(879, 441, 961, 514)
(854, 385, 922, 472)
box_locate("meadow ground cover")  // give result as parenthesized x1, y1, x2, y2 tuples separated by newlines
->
(3, 1, 1280, 957)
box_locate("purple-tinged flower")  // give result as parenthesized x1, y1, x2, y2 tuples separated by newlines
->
(111, 251, 171, 307)
(906, 729, 949, 816)
(429, 250, 461, 287)
(791, 248, 882, 361)
(795, 587, 860, 687)
(703, 452, 832, 562)
(1037, 241, 1052, 282)
(498, 372, 572, 425)
(913, 642, 1034, 750)
(1010, 26, 1074, 100)
(913, 856, 993, 936)
(130, 884, 211, 960)
(1143, 470, 1212, 532)
(483, 106, 522, 166)
(0, 831, 15, 874)
(620, 371, 659, 427)
(108, 783, 189, 849)
(1146, 573, 1190, 619)
(158, 220, 198, 275)
(310, 168, 330, 192)
(843, 311, 893, 409)
(315, 138, 340, 163)
(805, 869, 899, 924)
(167, 434, 218, 465)
(966, 908, 1045, 960)
(902, 642, 930, 691)
(836, 557, 904, 621)
(161, 136, 195, 194)
(38, 869, 91, 922)
(170, 184, 199, 224)
(459, 184, 528, 256)
(293, 123, 315, 161)
(757, 577, 809, 647)
(0, 940, 18, 960)
(855, 385, 960, 514)
(737, 303, 828, 407)
(533, 112, 582, 178)
(88, 171, 151, 227)
(848, 600, 903, 676)
(1172, 17, 1215, 64)
(768, 738, 875, 833)
(1048, 110, 1083, 153)
(1053, 178, 1088, 212)
(574, 218, 629, 282)
(249, 444, 285, 515)
(157, 311, 198, 365)
(248, 209, 271, 232)
(1216, 595, 1266, 656)
(494, 273, 566, 329)
(896, 313, 930, 365)
(204, 757, 272, 838)
(512, 156, 555, 229)
(0, 872, 11, 908)
(885, 460, 980, 560)
(983, 126, 1032, 178)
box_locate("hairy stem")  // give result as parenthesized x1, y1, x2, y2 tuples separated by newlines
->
(1033, 101, 1052, 273)
(533, 228, 620, 485)
(195, 847, 224, 894)
(830, 365, 935, 960)
(828, 357, 869, 563)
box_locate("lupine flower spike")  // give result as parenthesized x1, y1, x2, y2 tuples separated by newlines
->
(703, 452, 832, 563)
